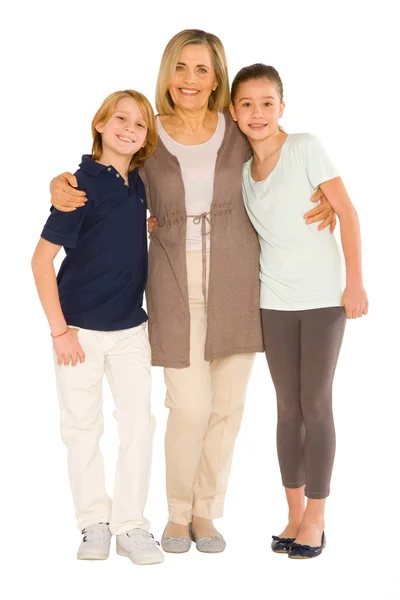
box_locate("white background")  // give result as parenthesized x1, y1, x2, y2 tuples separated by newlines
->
(2, 0, 399, 598)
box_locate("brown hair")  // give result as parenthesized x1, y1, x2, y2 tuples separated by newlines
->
(91, 90, 157, 171)
(155, 29, 230, 115)
(231, 63, 284, 104)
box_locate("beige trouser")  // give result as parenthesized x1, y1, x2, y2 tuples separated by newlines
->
(54, 324, 155, 535)
(164, 250, 255, 525)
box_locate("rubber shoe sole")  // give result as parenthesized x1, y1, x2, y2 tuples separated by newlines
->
(77, 552, 109, 560)
(116, 546, 164, 565)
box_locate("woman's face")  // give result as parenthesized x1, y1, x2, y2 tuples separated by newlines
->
(230, 78, 284, 142)
(168, 44, 218, 112)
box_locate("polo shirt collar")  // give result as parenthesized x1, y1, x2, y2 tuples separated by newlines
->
(79, 155, 108, 176)
(79, 155, 139, 184)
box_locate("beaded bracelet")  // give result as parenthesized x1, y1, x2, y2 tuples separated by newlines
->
(51, 327, 69, 339)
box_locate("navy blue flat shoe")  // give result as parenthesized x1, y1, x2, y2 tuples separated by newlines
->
(288, 531, 326, 559)
(271, 535, 295, 554)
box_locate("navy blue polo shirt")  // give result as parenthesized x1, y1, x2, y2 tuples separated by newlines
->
(41, 155, 148, 331)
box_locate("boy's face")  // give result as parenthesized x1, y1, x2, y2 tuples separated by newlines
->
(96, 98, 148, 158)
(230, 79, 285, 142)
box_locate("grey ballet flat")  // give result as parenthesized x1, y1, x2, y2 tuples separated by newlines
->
(190, 526, 226, 553)
(161, 527, 192, 554)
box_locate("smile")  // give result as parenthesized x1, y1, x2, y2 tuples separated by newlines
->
(116, 134, 135, 143)
(248, 123, 267, 129)
(179, 88, 200, 95)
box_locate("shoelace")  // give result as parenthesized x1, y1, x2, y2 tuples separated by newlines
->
(82, 523, 109, 543)
(125, 529, 160, 548)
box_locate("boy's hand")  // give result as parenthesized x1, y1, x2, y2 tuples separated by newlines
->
(147, 216, 159, 238)
(53, 328, 86, 365)
(305, 189, 337, 233)
(342, 285, 369, 319)
(51, 173, 87, 212)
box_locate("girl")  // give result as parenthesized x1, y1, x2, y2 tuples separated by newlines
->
(31, 90, 164, 565)
(230, 64, 368, 559)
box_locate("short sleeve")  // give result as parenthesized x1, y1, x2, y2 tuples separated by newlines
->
(301, 134, 339, 189)
(41, 206, 86, 248)
(41, 171, 88, 248)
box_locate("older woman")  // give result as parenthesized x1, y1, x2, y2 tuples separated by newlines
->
(49, 29, 335, 554)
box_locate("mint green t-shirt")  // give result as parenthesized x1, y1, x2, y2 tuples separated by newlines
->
(242, 133, 343, 311)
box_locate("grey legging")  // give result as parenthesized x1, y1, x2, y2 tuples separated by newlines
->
(261, 307, 346, 499)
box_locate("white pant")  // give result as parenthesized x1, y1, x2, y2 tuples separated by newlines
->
(54, 324, 155, 535)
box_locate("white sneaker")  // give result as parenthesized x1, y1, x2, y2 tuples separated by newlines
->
(116, 529, 164, 565)
(77, 523, 111, 560)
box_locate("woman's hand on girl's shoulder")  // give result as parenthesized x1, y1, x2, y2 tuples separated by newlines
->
(342, 284, 369, 319)
(147, 216, 159, 238)
(50, 172, 87, 212)
(53, 328, 86, 366)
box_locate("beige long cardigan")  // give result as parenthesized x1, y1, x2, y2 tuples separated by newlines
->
(140, 110, 264, 368)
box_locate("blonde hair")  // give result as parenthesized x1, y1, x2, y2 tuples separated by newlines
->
(155, 29, 230, 115)
(91, 90, 157, 170)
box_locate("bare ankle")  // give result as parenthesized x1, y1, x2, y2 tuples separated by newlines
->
(288, 514, 304, 526)
(166, 521, 190, 536)
(302, 517, 325, 529)
(302, 499, 325, 526)
(191, 517, 218, 537)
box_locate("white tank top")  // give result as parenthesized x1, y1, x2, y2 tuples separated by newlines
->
(157, 112, 225, 250)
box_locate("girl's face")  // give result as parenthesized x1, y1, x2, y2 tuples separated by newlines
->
(168, 44, 218, 111)
(95, 97, 148, 158)
(230, 78, 285, 142)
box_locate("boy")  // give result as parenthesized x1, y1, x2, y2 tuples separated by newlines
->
(31, 90, 163, 566)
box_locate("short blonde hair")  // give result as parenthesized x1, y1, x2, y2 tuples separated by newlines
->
(155, 29, 230, 115)
(91, 90, 157, 171)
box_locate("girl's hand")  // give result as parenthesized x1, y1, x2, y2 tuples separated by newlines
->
(53, 328, 86, 366)
(147, 216, 159, 238)
(305, 189, 337, 233)
(342, 285, 369, 319)
(50, 173, 87, 212)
